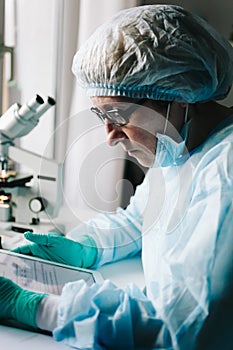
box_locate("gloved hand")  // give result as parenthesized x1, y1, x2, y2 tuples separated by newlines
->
(12, 232, 97, 268)
(0, 276, 46, 328)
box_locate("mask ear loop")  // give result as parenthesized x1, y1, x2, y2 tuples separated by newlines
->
(184, 104, 189, 123)
(163, 102, 171, 134)
(164, 103, 189, 135)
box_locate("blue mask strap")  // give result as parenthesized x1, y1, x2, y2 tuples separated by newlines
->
(164, 103, 171, 134)
(184, 104, 189, 123)
(164, 103, 189, 135)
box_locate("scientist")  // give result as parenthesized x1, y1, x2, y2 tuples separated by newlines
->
(1, 4, 233, 350)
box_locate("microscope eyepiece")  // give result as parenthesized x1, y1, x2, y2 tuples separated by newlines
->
(0, 94, 56, 140)
(36, 94, 44, 105)
(48, 96, 56, 106)
(24, 94, 44, 115)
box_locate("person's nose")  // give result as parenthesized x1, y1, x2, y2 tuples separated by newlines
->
(105, 121, 127, 146)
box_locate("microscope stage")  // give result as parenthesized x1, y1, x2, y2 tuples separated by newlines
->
(0, 174, 33, 188)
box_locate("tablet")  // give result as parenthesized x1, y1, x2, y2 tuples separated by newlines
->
(0, 249, 103, 295)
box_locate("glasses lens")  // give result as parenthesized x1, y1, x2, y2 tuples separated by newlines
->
(106, 110, 127, 125)
(91, 99, 147, 126)
(90, 107, 127, 126)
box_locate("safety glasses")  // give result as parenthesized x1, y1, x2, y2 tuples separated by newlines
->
(90, 98, 147, 126)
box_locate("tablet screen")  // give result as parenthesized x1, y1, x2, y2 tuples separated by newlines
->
(0, 249, 103, 295)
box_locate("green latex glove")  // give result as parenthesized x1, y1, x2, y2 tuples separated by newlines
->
(12, 232, 97, 268)
(0, 276, 46, 328)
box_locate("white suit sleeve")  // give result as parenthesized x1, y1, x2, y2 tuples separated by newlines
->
(36, 295, 60, 331)
(67, 176, 149, 267)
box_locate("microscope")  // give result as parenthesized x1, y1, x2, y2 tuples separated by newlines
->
(0, 94, 63, 249)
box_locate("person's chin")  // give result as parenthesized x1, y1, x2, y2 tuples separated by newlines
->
(128, 150, 154, 168)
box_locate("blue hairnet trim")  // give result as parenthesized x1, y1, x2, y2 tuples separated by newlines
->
(85, 84, 219, 103)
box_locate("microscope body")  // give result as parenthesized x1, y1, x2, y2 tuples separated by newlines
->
(0, 95, 63, 244)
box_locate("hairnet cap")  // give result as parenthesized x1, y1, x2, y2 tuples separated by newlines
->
(72, 5, 233, 103)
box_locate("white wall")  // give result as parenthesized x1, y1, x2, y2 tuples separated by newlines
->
(5, 0, 57, 158)
(63, 0, 139, 214)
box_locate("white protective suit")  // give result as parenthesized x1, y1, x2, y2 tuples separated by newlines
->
(41, 116, 233, 349)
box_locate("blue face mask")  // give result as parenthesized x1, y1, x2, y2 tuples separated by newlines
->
(154, 104, 190, 167)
